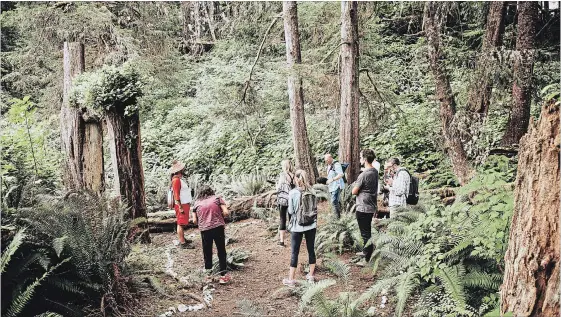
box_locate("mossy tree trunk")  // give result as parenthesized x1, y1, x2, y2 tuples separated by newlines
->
(501, 2, 538, 146)
(61, 42, 104, 194)
(423, 2, 474, 185)
(339, 0, 360, 184)
(106, 107, 146, 219)
(466, 1, 506, 116)
(282, 1, 318, 182)
(500, 101, 559, 316)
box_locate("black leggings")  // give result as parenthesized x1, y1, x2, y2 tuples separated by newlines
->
(200, 226, 227, 276)
(290, 228, 316, 268)
(278, 205, 289, 230)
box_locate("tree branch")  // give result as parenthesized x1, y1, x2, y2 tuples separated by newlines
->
(359, 68, 407, 117)
(238, 15, 281, 106)
(320, 41, 350, 64)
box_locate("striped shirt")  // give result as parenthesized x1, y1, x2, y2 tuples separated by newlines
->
(193, 195, 226, 231)
(389, 168, 410, 207)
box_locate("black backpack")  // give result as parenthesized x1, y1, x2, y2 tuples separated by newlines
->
(296, 190, 317, 226)
(398, 169, 419, 205)
(330, 161, 349, 183)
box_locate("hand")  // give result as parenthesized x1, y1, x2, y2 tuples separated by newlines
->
(180, 208, 185, 214)
(384, 185, 390, 191)
(192, 217, 197, 225)
(326, 178, 333, 185)
(386, 178, 393, 186)
(222, 210, 230, 218)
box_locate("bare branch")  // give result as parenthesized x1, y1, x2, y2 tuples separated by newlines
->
(238, 14, 282, 106)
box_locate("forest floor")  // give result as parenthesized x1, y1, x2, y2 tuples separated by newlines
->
(133, 201, 396, 317)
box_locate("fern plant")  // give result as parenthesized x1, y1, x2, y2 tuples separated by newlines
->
(361, 161, 515, 317)
(12, 193, 137, 315)
(211, 248, 250, 274)
(316, 212, 362, 255)
(1, 229, 71, 317)
(298, 279, 369, 317)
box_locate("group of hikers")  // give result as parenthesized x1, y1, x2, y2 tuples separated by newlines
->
(167, 149, 416, 286)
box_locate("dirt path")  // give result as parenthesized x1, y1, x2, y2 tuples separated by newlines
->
(135, 202, 390, 316)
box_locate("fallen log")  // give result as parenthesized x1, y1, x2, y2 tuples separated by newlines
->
(146, 190, 278, 232)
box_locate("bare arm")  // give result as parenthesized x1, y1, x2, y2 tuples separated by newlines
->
(221, 204, 230, 218)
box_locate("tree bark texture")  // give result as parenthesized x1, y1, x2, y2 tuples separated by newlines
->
(466, 1, 506, 115)
(61, 42, 105, 194)
(339, 1, 360, 184)
(500, 101, 559, 317)
(501, 2, 538, 146)
(423, 2, 474, 185)
(61, 42, 85, 191)
(106, 108, 147, 219)
(282, 1, 319, 182)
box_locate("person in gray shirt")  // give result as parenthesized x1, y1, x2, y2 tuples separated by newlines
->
(351, 149, 378, 265)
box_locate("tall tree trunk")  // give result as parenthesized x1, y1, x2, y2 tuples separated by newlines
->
(61, 42, 85, 191)
(466, 1, 506, 115)
(339, 0, 360, 184)
(61, 42, 105, 194)
(423, 2, 474, 185)
(282, 1, 318, 182)
(106, 108, 147, 219)
(501, 2, 538, 146)
(500, 101, 559, 317)
(82, 116, 104, 194)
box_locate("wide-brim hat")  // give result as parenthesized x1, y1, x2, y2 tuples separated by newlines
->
(169, 161, 185, 174)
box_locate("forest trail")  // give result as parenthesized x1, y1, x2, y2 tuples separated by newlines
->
(136, 202, 389, 316)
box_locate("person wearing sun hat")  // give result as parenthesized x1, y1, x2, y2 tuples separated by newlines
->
(170, 160, 194, 249)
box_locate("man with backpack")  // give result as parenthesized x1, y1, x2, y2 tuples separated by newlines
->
(324, 154, 345, 219)
(384, 158, 412, 218)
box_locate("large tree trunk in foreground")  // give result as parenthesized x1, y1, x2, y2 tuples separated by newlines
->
(106, 109, 146, 219)
(339, 1, 360, 184)
(61, 42, 104, 194)
(500, 101, 559, 316)
(423, 2, 474, 185)
(501, 2, 538, 146)
(282, 1, 318, 182)
(466, 1, 506, 115)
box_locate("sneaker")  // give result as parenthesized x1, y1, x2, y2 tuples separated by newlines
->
(219, 274, 231, 284)
(306, 274, 315, 283)
(355, 260, 367, 267)
(282, 278, 296, 287)
(278, 241, 285, 246)
(181, 243, 195, 249)
(355, 251, 365, 258)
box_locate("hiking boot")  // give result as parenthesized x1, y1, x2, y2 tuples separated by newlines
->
(219, 274, 232, 284)
(181, 242, 195, 249)
(282, 278, 296, 287)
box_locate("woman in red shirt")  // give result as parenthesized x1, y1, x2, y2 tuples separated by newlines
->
(192, 185, 231, 284)
(169, 161, 194, 249)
